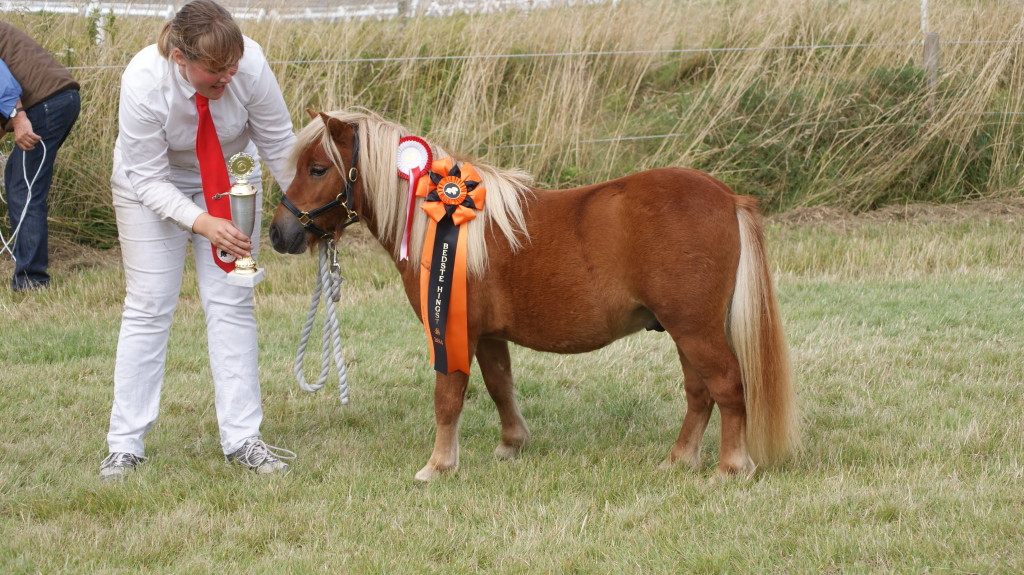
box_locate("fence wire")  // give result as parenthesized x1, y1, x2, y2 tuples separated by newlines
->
(64, 38, 1021, 71)
(8, 1, 1024, 150)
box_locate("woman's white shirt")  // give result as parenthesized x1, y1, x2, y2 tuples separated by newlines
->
(112, 37, 295, 231)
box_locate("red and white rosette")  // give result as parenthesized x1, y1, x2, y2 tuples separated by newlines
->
(397, 136, 432, 261)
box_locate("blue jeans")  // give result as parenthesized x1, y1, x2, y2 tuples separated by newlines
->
(4, 89, 80, 290)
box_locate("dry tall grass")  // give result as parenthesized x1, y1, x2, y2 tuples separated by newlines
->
(1, 0, 1023, 247)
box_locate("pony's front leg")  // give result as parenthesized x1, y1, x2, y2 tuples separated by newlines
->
(476, 338, 529, 459)
(415, 371, 469, 482)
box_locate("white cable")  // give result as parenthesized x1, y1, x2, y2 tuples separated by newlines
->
(293, 240, 350, 404)
(1, 140, 46, 259)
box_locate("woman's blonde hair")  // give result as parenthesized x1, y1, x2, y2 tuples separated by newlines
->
(157, 0, 243, 70)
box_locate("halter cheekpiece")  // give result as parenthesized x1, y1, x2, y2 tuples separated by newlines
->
(280, 123, 361, 239)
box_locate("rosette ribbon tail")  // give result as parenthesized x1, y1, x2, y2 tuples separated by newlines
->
(399, 167, 420, 261)
(417, 158, 485, 375)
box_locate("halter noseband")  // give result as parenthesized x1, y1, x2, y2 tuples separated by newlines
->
(280, 123, 361, 239)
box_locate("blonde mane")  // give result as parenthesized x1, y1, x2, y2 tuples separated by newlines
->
(291, 109, 533, 277)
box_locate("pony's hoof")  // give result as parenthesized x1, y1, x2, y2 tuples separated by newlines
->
(494, 442, 524, 460)
(414, 462, 455, 482)
(658, 459, 700, 472)
(414, 466, 439, 482)
(658, 450, 701, 471)
(711, 461, 757, 483)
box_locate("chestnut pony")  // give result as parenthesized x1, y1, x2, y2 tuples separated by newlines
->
(269, 109, 799, 481)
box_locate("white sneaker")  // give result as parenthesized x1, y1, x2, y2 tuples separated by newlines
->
(99, 452, 147, 480)
(226, 438, 295, 474)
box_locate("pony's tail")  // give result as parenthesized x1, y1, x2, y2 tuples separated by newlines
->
(728, 196, 801, 466)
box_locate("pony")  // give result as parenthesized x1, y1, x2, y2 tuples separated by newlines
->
(269, 109, 799, 481)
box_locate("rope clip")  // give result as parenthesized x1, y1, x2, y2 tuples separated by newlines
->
(326, 240, 346, 300)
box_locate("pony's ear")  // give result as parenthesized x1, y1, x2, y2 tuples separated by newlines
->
(305, 108, 318, 120)
(319, 113, 350, 146)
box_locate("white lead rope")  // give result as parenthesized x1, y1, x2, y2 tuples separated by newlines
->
(294, 239, 350, 404)
(1, 140, 46, 259)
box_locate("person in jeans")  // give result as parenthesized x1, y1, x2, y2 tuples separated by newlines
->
(101, 0, 297, 479)
(0, 22, 81, 292)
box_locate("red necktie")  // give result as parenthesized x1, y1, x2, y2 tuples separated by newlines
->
(195, 93, 235, 273)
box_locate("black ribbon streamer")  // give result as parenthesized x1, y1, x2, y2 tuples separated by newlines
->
(425, 213, 459, 374)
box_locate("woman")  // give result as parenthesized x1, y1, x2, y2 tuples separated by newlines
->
(101, 0, 296, 479)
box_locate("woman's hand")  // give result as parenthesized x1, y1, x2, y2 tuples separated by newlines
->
(192, 212, 252, 259)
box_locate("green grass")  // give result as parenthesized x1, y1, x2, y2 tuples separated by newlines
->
(2, 210, 1023, 572)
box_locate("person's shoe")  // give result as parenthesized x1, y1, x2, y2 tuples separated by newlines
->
(99, 452, 147, 480)
(226, 438, 295, 475)
(11, 279, 48, 292)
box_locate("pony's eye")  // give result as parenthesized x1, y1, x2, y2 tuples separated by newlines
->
(309, 164, 329, 177)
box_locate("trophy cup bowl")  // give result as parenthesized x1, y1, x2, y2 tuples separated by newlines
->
(225, 152, 265, 287)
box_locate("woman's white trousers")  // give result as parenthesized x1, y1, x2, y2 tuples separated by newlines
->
(106, 187, 264, 456)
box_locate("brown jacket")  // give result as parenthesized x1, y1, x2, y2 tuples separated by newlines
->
(0, 22, 79, 133)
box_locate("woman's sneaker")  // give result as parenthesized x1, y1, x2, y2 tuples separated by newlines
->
(99, 452, 148, 480)
(226, 438, 295, 474)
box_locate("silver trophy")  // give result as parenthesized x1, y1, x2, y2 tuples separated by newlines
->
(225, 152, 265, 287)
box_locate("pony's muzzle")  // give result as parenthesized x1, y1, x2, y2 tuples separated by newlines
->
(269, 213, 309, 254)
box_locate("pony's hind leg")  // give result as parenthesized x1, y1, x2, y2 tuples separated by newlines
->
(476, 339, 530, 459)
(415, 371, 469, 482)
(661, 348, 713, 470)
(672, 334, 756, 478)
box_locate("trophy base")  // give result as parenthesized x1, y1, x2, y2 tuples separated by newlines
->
(226, 268, 265, 287)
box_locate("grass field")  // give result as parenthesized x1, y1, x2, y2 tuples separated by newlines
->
(1, 202, 1022, 572)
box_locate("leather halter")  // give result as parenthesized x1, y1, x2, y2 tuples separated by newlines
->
(280, 123, 361, 239)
